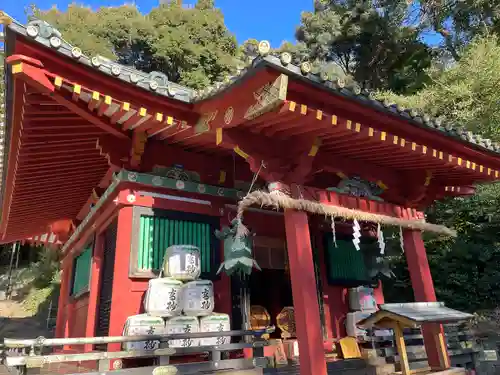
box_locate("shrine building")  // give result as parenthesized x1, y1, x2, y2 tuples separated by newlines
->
(1, 12, 498, 375)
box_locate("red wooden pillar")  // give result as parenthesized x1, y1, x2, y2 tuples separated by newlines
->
(373, 280, 385, 305)
(284, 205, 327, 375)
(402, 229, 449, 369)
(108, 206, 134, 352)
(84, 234, 105, 352)
(55, 257, 72, 338)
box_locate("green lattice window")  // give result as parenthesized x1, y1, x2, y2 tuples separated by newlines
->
(323, 233, 371, 286)
(131, 207, 220, 279)
(71, 246, 92, 296)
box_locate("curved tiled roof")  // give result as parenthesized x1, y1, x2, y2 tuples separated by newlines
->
(1, 14, 500, 156)
(1, 12, 500, 161)
(2, 12, 500, 243)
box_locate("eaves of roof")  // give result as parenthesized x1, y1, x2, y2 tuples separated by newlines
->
(2, 14, 500, 159)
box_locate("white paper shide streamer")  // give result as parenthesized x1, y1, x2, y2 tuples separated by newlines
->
(331, 216, 337, 248)
(352, 219, 361, 251)
(399, 226, 405, 253)
(377, 224, 385, 255)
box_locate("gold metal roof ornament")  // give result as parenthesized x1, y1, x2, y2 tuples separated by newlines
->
(0, 11, 13, 25)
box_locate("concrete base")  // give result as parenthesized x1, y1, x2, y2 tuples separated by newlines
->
(212, 370, 263, 375)
(392, 368, 467, 375)
(429, 368, 467, 375)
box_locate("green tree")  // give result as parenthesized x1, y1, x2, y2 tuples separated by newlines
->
(378, 36, 500, 140)
(411, 0, 500, 61)
(426, 185, 500, 312)
(378, 36, 500, 311)
(294, 0, 434, 93)
(32, 1, 239, 89)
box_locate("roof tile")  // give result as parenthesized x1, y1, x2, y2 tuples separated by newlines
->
(2, 15, 500, 155)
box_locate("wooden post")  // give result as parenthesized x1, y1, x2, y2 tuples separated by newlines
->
(435, 330, 451, 370)
(284, 185, 327, 375)
(394, 323, 410, 375)
(107, 206, 134, 352)
(402, 229, 450, 369)
(55, 258, 72, 338)
(84, 234, 104, 352)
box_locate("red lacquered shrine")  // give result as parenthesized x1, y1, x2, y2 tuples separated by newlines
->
(1, 13, 498, 375)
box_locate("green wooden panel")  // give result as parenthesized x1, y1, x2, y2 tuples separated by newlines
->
(324, 235, 369, 284)
(72, 246, 92, 296)
(138, 215, 212, 273)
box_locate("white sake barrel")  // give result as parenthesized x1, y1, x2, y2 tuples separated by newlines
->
(163, 245, 201, 281)
(348, 287, 377, 311)
(143, 278, 183, 317)
(122, 314, 165, 351)
(346, 311, 374, 337)
(199, 313, 231, 346)
(165, 316, 200, 348)
(181, 280, 215, 316)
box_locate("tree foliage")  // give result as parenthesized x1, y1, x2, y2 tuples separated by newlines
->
(412, 0, 500, 61)
(294, 0, 434, 93)
(379, 35, 500, 311)
(378, 36, 500, 140)
(32, 1, 239, 89)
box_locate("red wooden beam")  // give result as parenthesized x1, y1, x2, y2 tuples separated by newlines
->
(15, 184, 99, 195)
(317, 189, 425, 221)
(18, 145, 99, 157)
(5, 55, 130, 140)
(0, 77, 26, 239)
(18, 151, 102, 163)
(15, 167, 109, 180)
(287, 81, 500, 171)
(15, 173, 107, 186)
(10, 204, 88, 216)
(15, 40, 191, 114)
(193, 71, 287, 133)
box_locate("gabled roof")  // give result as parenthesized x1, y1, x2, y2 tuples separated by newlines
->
(3, 15, 500, 156)
(3, 13, 500, 243)
(358, 302, 474, 329)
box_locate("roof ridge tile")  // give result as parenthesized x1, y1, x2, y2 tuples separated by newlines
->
(3, 15, 500, 155)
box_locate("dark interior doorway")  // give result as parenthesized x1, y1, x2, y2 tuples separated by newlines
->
(249, 268, 293, 338)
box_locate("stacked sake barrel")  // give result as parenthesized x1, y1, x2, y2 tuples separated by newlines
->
(123, 245, 231, 350)
(346, 286, 377, 338)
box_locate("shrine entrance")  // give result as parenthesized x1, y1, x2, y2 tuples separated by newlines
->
(248, 233, 292, 338)
(249, 268, 293, 338)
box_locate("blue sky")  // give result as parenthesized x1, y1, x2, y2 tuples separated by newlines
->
(2, 0, 312, 48)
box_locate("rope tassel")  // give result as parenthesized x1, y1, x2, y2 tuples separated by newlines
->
(399, 226, 405, 254)
(331, 216, 337, 248)
(352, 219, 361, 251)
(377, 223, 385, 255)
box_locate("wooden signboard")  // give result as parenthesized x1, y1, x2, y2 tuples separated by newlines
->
(269, 339, 288, 366)
(483, 350, 498, 361)
(338, 337, 361, 359)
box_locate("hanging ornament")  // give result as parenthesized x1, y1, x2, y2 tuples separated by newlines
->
(331, 216, 338, 248)
(352, 219, 361, 251)
(377, 223, 385, 255)
(215, 219, 261, 276)
(399, 226, 405, 253)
